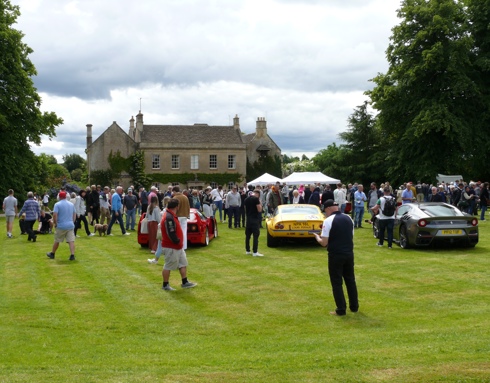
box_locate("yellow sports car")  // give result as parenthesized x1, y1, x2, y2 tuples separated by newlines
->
(266, 204, 325, 247)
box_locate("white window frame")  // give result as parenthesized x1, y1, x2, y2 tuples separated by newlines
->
(152, 154, 160, 169)
(190, 155, 199, 170)
(209, 154, 217, 169)
(171, 154, 180, 170)
(228, 154, 236, 169)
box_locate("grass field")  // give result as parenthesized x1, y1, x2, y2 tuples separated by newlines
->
(0, 215, 489, 382)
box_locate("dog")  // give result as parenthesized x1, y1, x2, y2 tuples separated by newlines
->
(94, 224, 108, 236)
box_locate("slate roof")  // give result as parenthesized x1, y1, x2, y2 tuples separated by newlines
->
(141, 124, 245, 144)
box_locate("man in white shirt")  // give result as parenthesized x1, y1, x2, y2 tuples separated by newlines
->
(210, 185, 224, 222)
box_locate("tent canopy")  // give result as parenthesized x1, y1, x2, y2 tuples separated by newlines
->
(248, 172, 283, 186)
(281, 172, 340, 185)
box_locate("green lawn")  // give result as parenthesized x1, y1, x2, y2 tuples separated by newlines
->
(0, 216, 489, 382)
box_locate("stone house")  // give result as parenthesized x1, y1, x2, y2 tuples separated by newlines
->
(86, 112, 281, 189)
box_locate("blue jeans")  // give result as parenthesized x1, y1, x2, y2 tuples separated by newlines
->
(378, 219, 394, 247)
(480, 205, 487, 220)
(107, 210, 126, 235)
(354, 207, 364, 227)
(213, 200, 223, 221)
(340, 203, 346, 213)
(125, 208, 136, 230)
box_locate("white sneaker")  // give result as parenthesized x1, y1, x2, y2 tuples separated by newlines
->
(76, 235, 81, 238)
(88, 233, 95, 237)
(253, 252, 264, 257)
(148, 259, 158, 264)
(107, 233, 113, 236)
(245, 251, 252, 255)
(150, 250, 156, 254)
(123, 232, 130, 236)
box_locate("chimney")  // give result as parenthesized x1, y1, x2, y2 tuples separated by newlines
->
(135, 111, 144, 143)
(86, 124, 93, 147)
(256, 117, 267, 138)
(233, 114, 240, 132)
(129, 116, 135, 139)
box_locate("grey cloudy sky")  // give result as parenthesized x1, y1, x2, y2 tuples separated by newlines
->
(14, 0, 401, 162)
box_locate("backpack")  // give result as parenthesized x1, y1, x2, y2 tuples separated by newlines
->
(382, 197, 396, 217)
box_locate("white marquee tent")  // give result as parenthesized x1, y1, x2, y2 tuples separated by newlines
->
(281, 172, 340, 185)
(247, 172, 283, 186)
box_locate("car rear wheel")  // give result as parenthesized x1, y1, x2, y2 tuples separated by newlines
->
(203, 228, 209, 246)
(267, 229, 279, 247)
(399, 225, 410, 249)
(214, 221, 218, 238)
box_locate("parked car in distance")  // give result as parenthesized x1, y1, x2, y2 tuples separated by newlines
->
(137, 208, 218, 247)
(373, 202, 478, 249)
(266, 204, 325, 247)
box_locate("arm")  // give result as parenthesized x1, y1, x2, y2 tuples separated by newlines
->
(256, 200, 263, 213)
(313, 233, 328, 247)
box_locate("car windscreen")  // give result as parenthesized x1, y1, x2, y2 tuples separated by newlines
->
(419, 205, 462, 217)
(279, 206, 320, 215)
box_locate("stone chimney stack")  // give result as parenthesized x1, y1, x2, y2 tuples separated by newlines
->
(86, 124, 93, 147)
(233, 114, 240, 132)
(256, 117, 267, 138)
(129, 116, 135, 140)
(135, 111, 144, 143)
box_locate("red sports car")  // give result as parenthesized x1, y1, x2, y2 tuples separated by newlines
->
(187, 208, 218, 246)
(137, 209, 218, 247)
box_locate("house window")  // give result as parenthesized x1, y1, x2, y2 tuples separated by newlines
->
(228, 154, 236, 169)
(171, 155, 180, 169)
(152, 154, 160, 169)
(228, 182, 235, 190)
(191, 155, 199, 170)
(209, 155, 217, 169)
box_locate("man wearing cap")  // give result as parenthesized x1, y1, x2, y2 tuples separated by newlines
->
(123, 188, 138, 231)
(314, 199, 359, 316)
(46, 191, 77, 260)
(244, 189, 264, 257)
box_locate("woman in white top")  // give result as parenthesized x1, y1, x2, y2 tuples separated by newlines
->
(146, 196, 161, 253)
(74, 190, 94, 237)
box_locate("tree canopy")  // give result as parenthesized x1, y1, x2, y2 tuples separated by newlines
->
(0, 0, 63, 197)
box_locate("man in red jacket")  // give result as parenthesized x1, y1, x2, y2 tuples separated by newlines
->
(160, 198, 197, 291)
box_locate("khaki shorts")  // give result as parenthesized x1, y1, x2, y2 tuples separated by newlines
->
(54, 228, 75, 243)
(163, 247, 188, 271)
(6, 215, 15, 223)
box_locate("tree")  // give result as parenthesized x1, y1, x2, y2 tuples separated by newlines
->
(0, 1, 63, 198)
(367, 0, 478, 182)
(128, 150, 150, 188)
(62, 153, 86, 173)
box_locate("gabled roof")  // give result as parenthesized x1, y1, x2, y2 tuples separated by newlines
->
(141, 124, 244, 144)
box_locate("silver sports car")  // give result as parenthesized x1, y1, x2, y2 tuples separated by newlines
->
(373, 202, 479, 249)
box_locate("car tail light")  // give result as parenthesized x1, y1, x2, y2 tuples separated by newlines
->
(188, 224, 198, 232)
(418, 219, 428, 227)
(275, 223, 284, 229)
(471, 218, 478, 226)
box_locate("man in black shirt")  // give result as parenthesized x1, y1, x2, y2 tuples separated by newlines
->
(244, 189, 263, 257)
(314, 199, 359, 316)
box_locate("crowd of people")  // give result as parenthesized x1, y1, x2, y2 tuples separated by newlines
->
(3, 177, 487, 312)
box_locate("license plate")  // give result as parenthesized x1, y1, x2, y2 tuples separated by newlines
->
(441, 230, 462, 235)
(292, 222, 311, 228)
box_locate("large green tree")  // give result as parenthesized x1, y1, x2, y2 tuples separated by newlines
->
(0, 0, 62, 198)
(367, 0, 480, 182)
(62, 153, 85, 173)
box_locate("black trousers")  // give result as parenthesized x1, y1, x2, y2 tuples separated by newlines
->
(245, 220, 260, 253)
(228, 206, 240, 228)
(75, 214, 91, 236)
(25, 220, 36, 240)
(328, 253, 359, 315)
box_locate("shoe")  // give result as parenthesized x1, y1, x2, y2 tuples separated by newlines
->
(76, 235, 81, 238)
(388, 246, 392, 249)
(358, 226, 363, 229)
(148, 259, 158, 264)
(150, 250, 156, 254)
(32, 235, 37, 242)
(123, 232, 130, 236)
(46, 252, 55, 259)
(88, 233, 95, 237)
(376, 243, 383, 247)
(181, 281, 197, 288)
(245, 251, 252, 255)
(107, 233, 113, 236)
(163, 285, 176, 291)
(7, 233, 12, 238)
(69, 254, 75, 261)
(253, 252, 264, 257)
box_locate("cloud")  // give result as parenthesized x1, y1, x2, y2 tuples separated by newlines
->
(13, 0, 400, 161)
